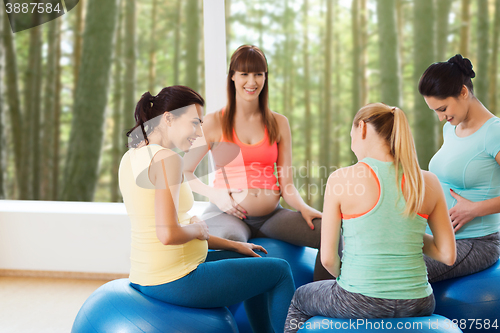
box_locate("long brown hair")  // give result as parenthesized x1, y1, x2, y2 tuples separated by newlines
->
(223, 45, 279, 144)
(353, 103, 424, 216)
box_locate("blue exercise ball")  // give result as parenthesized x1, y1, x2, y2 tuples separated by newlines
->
(228, 238, 318, 333)
(71, 278, 238, 333)
(431, 259, 500, 333)
(298, 314, 463, 332)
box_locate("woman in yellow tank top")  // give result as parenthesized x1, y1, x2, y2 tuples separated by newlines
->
(118, 85, 294, 332)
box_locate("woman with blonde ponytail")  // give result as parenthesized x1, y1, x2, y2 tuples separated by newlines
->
(285, 103, 456, 332)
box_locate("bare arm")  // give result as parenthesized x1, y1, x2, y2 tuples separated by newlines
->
(183, 113, 246, 218)
(182, 115, 215, 199)
(186, 215, 265, 257)
(275, 113, 322, 228)
(422, 171, 457, 266)
(151, 150, 208, 245)
(320, 171, 343, 277)
(207, 235, 267, 257)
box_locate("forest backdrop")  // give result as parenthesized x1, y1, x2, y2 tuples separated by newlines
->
(1, 0, 499, 210)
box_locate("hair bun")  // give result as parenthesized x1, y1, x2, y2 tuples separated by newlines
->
(448, 54, 476, 78)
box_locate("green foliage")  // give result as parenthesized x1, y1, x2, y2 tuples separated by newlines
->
(2, 0, 499, 208)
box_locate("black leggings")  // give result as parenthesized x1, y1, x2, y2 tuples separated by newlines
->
(425, 232, 500, 283)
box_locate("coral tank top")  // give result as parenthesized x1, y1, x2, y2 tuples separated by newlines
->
(212, 111, 279, 191)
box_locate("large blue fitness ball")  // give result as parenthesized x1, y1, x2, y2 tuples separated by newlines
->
(228, 238, 318, 333)
(298, 314, 463, 332)
(71, 278, 238, 333)
(431, 259, 500, 333)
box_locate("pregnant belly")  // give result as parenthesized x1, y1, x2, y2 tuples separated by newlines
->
(230, 189, 281, 216)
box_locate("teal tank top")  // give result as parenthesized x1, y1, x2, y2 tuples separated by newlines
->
(337, 157, 432, 300)
(428, 117, 500, 239)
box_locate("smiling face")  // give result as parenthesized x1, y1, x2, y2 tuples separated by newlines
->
(168, 104, 203, 152)
(231, 71, 266, 103)
(423, 86, 470, 126)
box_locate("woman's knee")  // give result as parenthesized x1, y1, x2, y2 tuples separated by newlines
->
(267, 258, 294, 281)
(204, 215, 251, 241)
(219, 227, 250, 242)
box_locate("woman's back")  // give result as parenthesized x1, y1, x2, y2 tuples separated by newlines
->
(337, 158, 432, 299)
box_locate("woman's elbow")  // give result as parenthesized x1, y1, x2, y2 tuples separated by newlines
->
(156, 233, 171, 246)
(321, 256, 331, 269)
(437, 247, 457, 266)
(443, 251, 457, 266)
(321, 254, 338, 270)
(156, 228, 177, 246)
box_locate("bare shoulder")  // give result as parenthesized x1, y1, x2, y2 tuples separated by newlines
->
(271, 111, 289, 127)
(422, 170, 440, 188)
(328, 165, 357, 184)
(152, 148, 182, 171)
(343, 163, 372, 181)
(148, 148, 183, 187)
(203, 111, 222, 130)
(202, 111, 223, 142)
(271, 112, 290, 143)
(422, 170, 442, 197)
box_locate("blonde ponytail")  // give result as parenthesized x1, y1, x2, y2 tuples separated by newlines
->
(353, 103, 424, 216)
(391, 107, 424, 216)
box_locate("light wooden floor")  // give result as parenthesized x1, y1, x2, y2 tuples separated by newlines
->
(0, 277, 109, 333)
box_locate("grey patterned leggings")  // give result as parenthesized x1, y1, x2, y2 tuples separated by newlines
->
(202, 203, 337, 281)
(425, 232, 500, 283)
(284, 281, 435, 333)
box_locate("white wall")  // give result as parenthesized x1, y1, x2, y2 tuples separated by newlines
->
(203, 0, 227, 114)
(0, 200, 209, 275)
(0, 0, 226, 277)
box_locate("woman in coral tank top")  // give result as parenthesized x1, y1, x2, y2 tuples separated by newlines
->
(184, 45, 333, 280)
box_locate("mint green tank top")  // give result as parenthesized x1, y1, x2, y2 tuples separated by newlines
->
(337, 157, 432, 300)
(428, 117, 500, 239)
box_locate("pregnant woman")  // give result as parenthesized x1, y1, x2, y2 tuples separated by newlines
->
(119, 85, 295, 332)
(418, 54, 500, 282)
(183, 45, 333, 280)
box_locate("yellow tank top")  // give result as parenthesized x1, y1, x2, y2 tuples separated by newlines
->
(118, 144, 207, 286)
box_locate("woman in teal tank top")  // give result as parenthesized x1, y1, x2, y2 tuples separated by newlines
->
(285, 103, 456, 332)
(419, 55, 500, 283)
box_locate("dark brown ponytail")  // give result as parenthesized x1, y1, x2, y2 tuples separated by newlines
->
(418, 54, 475, 98)
(126, 86, 204, 148)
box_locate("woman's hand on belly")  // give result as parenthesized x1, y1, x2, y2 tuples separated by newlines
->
(230, 189, 281, 216)
(449, 189, 480, 232)
(209, 188, 247, 219)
